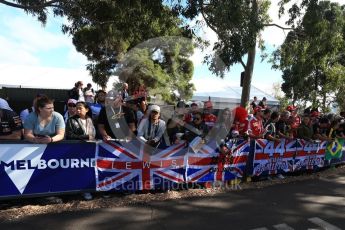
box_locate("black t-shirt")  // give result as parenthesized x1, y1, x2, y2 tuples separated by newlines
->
(275, 119, 289, 136)
(0, 109, 22, 136)
(250, 101, 257, 109)
(98, 106, 135, 139)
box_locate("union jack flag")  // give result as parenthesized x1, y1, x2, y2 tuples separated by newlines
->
(293, 139, 326, 171)
(253, 139, 295, 176)
(186, 139, 249, 182)
(96, 140, 188, 191)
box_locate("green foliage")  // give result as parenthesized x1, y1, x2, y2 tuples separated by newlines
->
(273, 1, 345, 112)
(170, 0, 271, 107)
(272, 82, 289, 112)
(62, 2, 178, 77)
(2, 0, 195, 103)
(61, 0, 195, 102)
(0, 0, 64, 24)
(176, 0, 271, 76)
(117, 37, 194, 103)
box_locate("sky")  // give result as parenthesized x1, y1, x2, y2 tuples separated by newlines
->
(0, 0, 344, 95)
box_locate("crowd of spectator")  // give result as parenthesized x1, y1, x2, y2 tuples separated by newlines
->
(1, 83, 345, 198)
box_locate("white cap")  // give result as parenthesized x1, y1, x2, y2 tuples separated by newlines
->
(150, 104, 160, 113)
(67, 99, 77, 104)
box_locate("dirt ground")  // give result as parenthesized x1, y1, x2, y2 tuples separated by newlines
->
(0, 165, 344, 221)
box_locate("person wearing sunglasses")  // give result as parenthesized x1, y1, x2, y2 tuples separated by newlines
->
(184, 111, 209, 143)
(137, 105, 166, 148)
(64, 99, 77, 123)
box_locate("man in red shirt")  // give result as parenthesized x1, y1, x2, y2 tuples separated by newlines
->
(287, 105, 301, 138)
(184, 102, 199, 123)
(248, 106, 265, 139)
(203, 100, 217, 130)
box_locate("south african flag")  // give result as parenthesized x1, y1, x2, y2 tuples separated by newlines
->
(325, 138, 344, 160)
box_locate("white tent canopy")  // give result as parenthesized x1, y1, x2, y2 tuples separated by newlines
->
(192, 85, 279, 110)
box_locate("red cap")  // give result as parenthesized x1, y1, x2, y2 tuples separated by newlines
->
(204, 101, 213, 109)
(253, 106, 264, 113)
(311, 111, 319, 117)
(286, 105, 296, 111)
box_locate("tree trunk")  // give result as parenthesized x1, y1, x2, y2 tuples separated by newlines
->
(240, 0, 258, 108)
(240, 44, 256, 108)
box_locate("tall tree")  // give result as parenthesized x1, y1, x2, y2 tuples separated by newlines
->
(0, 0, 75, 24)
(116, 37, 194, 103)
(273, 1, 345, 112)
(172, 0, 271, 107)
(173, 0, 334, 108)
(1, 0, 196, 102)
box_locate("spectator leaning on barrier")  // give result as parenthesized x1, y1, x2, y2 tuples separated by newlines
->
(297, 114, 314, 142)
(24, 95, 65, 144)
(0, 97, 23, 140)
(184, 102, 199, 123)
(125, 101, 144, 133)
(64, 99, 77, 123)
(65, 101, 95, 200)
(327, 118, 341, 140)
(276, 110, 293, 140)
(184, 111, 209, 143)
(313, 116, 331, 141)
(309, 110, 320, 127)
(166, 113, 186, 145)
(66, 101, 95, 141)
(98, 89, 136, 141)
(262, 108, 272, 127)
(232, 106, 249, 138)
(264, 111, 280, 142)
(248, 106, 265, 139)
(203, 100, 217, 130)
(137, 105, 166, 148)
(287, 105, 301, 138)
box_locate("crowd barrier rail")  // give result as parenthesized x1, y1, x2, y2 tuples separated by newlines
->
(0, 138, 344, 200)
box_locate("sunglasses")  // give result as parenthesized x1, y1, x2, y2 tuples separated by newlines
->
(194, 117, 201, 121)
(68, 103, 76, 107)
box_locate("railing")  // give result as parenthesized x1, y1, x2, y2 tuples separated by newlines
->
(0, 138, 344, 200)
